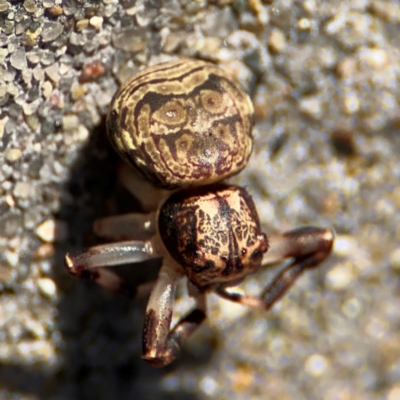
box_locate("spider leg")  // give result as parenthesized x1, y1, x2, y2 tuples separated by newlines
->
(64, 240, 160, 298)
(216, 226, 334, 310)
(142, 262, 206, 367)
(93, 212, 157, 240)
(118, 162, 169, 211)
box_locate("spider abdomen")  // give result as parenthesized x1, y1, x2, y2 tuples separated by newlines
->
(107, 59, 254, 190)
(158, 185, 269, 289)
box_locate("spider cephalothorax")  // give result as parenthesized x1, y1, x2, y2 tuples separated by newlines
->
(158, 184, 268, 289)
(65, 58, 334, 367)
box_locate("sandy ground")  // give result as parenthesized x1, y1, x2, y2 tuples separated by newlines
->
(0, 0, 400, 399)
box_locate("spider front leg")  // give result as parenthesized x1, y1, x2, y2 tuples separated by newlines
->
(217, 226, 334, 309)
(64, 239, 160, 298)
(142, 261, 206, 367)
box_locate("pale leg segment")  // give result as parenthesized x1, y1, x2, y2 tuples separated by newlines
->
(217, 226, 334, 309)
(93, 212, 157, 240)
(64, 239, 160, 297)
(118, 163, 169, 212)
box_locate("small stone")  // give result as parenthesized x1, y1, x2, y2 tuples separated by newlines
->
(75, 19, 89, 31)
(41, 21, 63, 43)
(17, 340, 56, 363)
(5, 148, 22, 162)
(78, 60, 105, 83)
(37, 277, 57, 298)
(35, 219, 68, 243)
(298, 96, 323, 119)
(4, 250, 18, 267)
(0, 0, 10, 13)
(305, 354, 329, 377)
(70, 83, 85, 100)
(21, 30, 40, 47)
(298, 18, 311, 30)
(34, 244, 55, 260)
(15, 16, 32, 35)
(25, 114, 40, 131)
(44, 64, 60, 84)
(113, 27, 147, 53)
(25, 319, 46, 339)
(33, 65, 44, 81)
(43, 0, 55, 7)
(389, 248, 400, 271)
(48, 5, 63, 16)
(2, 20, 13, 35)
(69, 31, 87, 46)
(40, 50, 55, 66)
(268, 29, 287, 53)
(342, 297, 362, 318)
(89, 16, 103, 29)
(0, 48, 8, 63)
(333, 235, 358, 257)
(22, 99, 40, 116)
(0, 212, 22, 238)
(163, 32, 183, 53)
(342, 92, 360, 114)
(76, 124, 89, 142)
(0, 264, 13, 284)
(325, 263, 354, 290)
(62, 114, 79, 130)
(42, 80, 52, 98)
(387, 386, 400, 400)
(358, 48, 388, 70)
(303, 0, 316, 13)
(13, 182, 36, 199)
(23, 0, 37, 13)
(9, 49, 27, 70)
(27, 50, 40, 64)
(7, 82, 18, 96)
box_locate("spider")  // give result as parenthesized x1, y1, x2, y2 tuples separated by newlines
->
(65, 59, 334, 367)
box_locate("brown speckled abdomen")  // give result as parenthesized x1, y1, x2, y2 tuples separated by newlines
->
(107, 59, 254, 190)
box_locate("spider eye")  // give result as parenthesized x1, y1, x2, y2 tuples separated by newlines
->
(251, 249, 262, 260)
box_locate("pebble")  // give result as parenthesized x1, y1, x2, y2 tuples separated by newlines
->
(326, 263, 354, 290)
(23, 0, 37, 13)
(9, 49, 27, 70)
(333, 235, 359, 257)
(342, 91, 360, 114)
(13, 182, 36, 199)
(75, 19, 89, 31)
(389, 248, 400, 271)
(0, 0, 10, 13)
(42, 80, 53, 98)
(4, 148, 22, 162)
(44, 64, 60, 84)
(62, 114, 79, 130)
(298, 96, 323, 119)
(33, 244, 55, 260)
(25, 318, 46, 339)
(35, 219, 68, 243)
(305, 354, 329, 377)
(37, 277, 57, 298)
(48, 5, 63, 17)
(41, 21, 63, 43)
(17, 340, 55, 363)
(268, 29, 287, 53)
(387, 386, 400, 400)
(90, 16, 103, 30)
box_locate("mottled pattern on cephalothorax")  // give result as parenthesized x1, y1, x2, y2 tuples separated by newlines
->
(107, 59, 254, 189)
(158, 185, 269, 289)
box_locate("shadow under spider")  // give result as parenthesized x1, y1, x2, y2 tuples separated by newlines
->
(0, 120, 210, 400)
